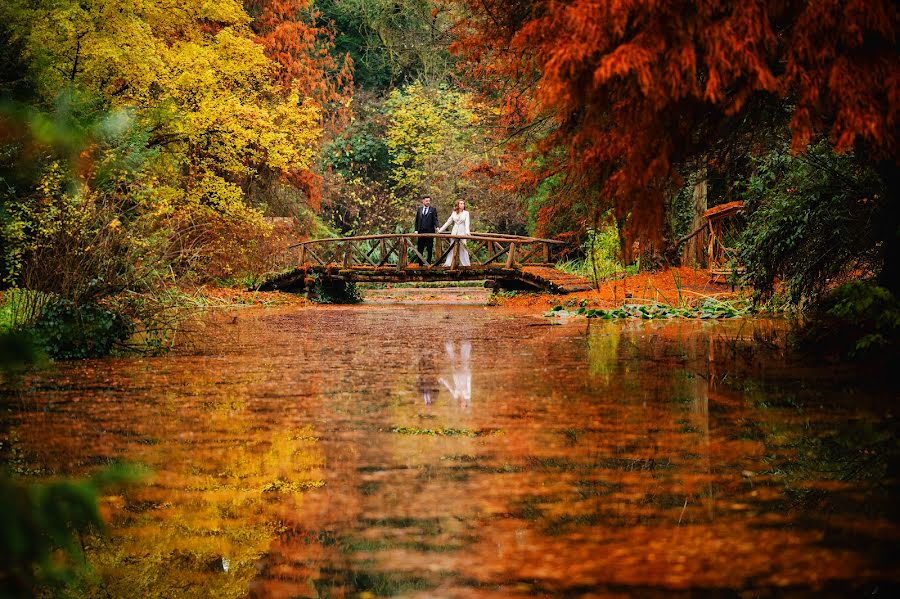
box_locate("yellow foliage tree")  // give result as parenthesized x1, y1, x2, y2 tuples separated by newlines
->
(6, 0, 324, 278)
(384, 81, 478, 196)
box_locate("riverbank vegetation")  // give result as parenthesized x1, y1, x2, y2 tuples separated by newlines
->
(1, 0, 897, 358)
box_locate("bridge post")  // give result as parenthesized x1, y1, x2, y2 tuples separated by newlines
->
(543, 242, 550, 264)
(398, 237, 408, 270)
(299, 244, 306, 265)
(506, 242, 517, 268)
(343, 240, 352, 268)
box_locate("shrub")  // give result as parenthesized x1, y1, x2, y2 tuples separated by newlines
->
(555, 217, 634, 283)
(308, 274, 363, 304)
(796, 281, 900, 360)
(739, 141, 884, 306)
(29, 299, 132, 359)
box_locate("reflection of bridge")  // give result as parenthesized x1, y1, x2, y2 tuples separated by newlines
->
(259, 233, 594, 294)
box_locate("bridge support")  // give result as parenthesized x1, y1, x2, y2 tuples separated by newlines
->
(258, 265, 593, 296)
(484, 278, 544, 292)
(307, 276, 361, 304)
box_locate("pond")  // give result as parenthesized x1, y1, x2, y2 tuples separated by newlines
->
(2, 304, 898, 597)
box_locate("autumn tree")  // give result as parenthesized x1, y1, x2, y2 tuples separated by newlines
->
(1, 0, 328, 291)
(238, 0, 355, 215)
(318, 0, 457, 90)
(453, 0, 899, 289)
(245, 0, 353, 104)
(320, 79, 528, 236)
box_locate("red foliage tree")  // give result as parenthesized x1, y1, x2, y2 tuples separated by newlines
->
(244, 1, 355, 210)
(245, 0, 353, 107)
(452, 0, 899, 264)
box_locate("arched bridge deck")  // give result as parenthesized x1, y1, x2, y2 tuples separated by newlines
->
(259, 233, 594, 294)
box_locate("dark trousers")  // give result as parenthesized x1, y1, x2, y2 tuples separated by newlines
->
(417, 236, 434, 264)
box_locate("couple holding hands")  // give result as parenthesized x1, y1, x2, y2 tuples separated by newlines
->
(413, 196, 471, 267)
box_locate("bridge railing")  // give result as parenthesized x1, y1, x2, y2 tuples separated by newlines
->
(287, 233, 566, 270)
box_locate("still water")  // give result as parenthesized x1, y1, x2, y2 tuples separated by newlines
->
(3, 305, 899, 597)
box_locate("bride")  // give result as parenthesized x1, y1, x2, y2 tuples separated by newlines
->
(437, 199, 471, 267)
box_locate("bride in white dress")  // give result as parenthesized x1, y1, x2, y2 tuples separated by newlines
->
(437, 200, 471, 267)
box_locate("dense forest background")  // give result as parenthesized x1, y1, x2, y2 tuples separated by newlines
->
(0, 0, 897, 358)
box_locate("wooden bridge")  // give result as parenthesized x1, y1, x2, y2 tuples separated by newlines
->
(258, 233, 594, 294)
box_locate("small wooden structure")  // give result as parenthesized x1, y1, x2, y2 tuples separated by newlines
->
(678, 201, 745, 280)
(259, 233, 593, 294)
(295, 232, 561, 271)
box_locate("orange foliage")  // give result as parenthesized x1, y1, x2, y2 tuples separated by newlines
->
(452, 0, 899, 244)
(245, 0, 353, 110)
(244, 0, 353, 208)
(285, 168, 323, 211)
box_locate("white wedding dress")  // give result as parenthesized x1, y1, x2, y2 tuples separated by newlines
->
(437, 210, 471, 266)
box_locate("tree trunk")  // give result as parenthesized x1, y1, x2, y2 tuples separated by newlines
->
(682, 173, 708, 268)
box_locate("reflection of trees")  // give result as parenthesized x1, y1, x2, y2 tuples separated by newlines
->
(5, 358, 325, 598)
(86, 422, 324, 598)
(586, 322, 620, 384)
(734, 389, 899, 518)
(6, 312, 897, 595)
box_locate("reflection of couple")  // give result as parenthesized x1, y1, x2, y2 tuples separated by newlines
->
(417, 340, 472, 407)
(414, 197, 472, 267)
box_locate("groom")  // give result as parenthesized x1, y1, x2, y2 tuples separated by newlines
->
(413, 196, 438, 265)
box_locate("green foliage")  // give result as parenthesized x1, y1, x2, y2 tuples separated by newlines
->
(583, 222, 627, 280)
(1, 290, 135, 360)
(667, 168, 707, 243)
(308, 274, 363, 304)
(321, 94, 403, 235)
(796, 281, 900, 359)
(526, 173, 588, 238)
(0, 464, 144, 597)
(546, 299, 751, 320)
(323, 119, 391, 179)
(384, 81, 478, 196)
(738, 141, 885, 305)
(0, 289, 51, 331)
(317, 0, 454, 90)
(555, 219, 634, 283)
(29, 298, 132, 360)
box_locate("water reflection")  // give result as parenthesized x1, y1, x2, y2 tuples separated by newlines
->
(416, 352, 440, 406)
(1, 308, 897, 596)
(438, 340, 472, 408)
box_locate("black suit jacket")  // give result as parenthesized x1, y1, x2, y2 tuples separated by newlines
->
(415, 206, 439, 233)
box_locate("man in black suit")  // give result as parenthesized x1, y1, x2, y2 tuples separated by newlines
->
(414, 196, 439, 265)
